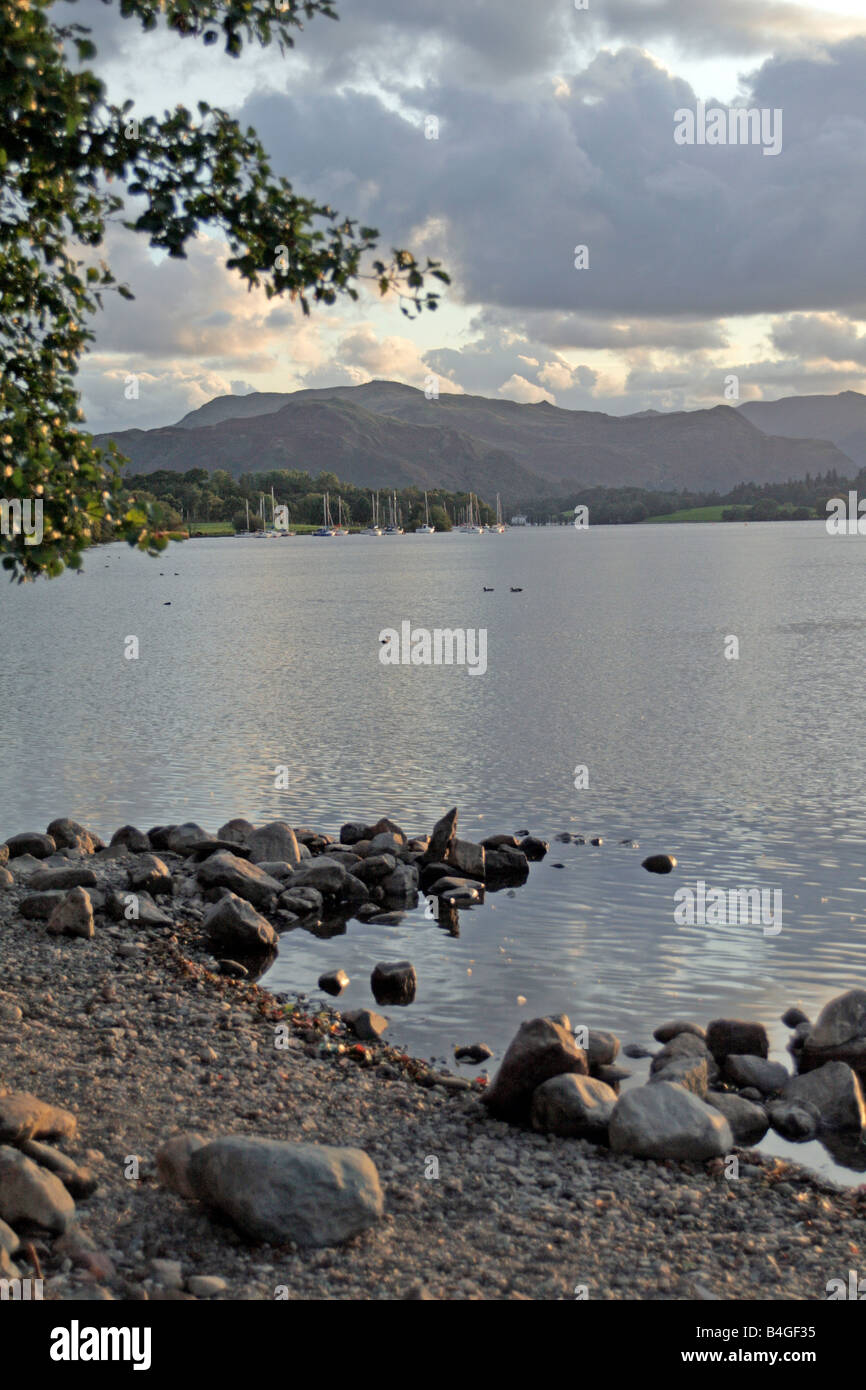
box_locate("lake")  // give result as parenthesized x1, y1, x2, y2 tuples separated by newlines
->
(4, 519, 866, 1181)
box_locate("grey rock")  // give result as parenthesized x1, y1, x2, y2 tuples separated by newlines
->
(156, 1133, 207, 1200)
(203, 893, 278, 956)
(706, 1019, 769, 1063)
(19, 891, 66, 920)
(0, 1093, 77, 1145)
(0, 1218, 19, 1256)
(426, 807, 458, 861)
(187, 1137, 384, 1247)
(609, 1083, 733, 1160)
(724, 1055, 789, 1095)
(0, 867, 12, 889)
(339, 822, 370, 846)
(781, 1062, 866, 1132)
(767, 1099, 820, 1141)
(642, 853, 677, 874)
(586, 1029, 620, 1067)
(454, 1043, 493, 1064)
(46, 887, 94, 939)
(705, 1091, 769, 1144)
(379, 862, 419, 905)
(482, 1016, 588, 1122)
(0, 1146, 75, 1233)
(648, 1055, 708, 1098)
(446, 838, 486, 879)
(46, 819, 104, 854)
(109, 825, 151, 853)
(216, 819, 255, 846)
(318, 970, 349, 996)
(19, 1141, 97, 1197)
(531, 1073, 616, 1139)
(197, 852, 282, 909)
(653, 1020, 706, 1044)
(166, 823, 213, 855)
(782, 1007, 810, 1029)
(519, 836, 548, 861)
(342, 1009, 389, 1040)
(801, 990, 866, 1071)
(279, 887, 323, 918)
(247, 822, 301, 868)
(28, 865, 98, 892)
(426, 876, 483, 905)
(187, 1275, 227, 1297)
(371, 960, 417, 1006)
(4, 832, 56, 860)
(288, 860, 349, 896)
(483, 846, 530, 882)
(127, 854, 174, 897)
(350, 854, 397, 885)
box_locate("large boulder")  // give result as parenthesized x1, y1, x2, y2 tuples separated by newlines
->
(165, 823, 213, 855)
(351, 854, 396, 885)
(705, 1091, 769, 1144)
(156, 1133, 207, 1200)
(484, 846, 529, 884)
(19, 891, 66, 920)
(705, 1019, 769, 1063)
(203, 894, 278, 956)
(46, 819, 104, 854)
(0, 1147, 75, 1233)
(28, 865, 97, 892)
(650, 1032, 718, 1087)
(648, 1055, 708, 1098)
(482, 1017, 588, 1122)
(0, 1093, 77, 1145)
(426, 807, 458, 862)
(531, 1074, 616, 1140)
(247, 822, 301, 868)
(609, 1083, 733, 1160)
(379, 862, 419, 905)
(445, 839, 486, 879)
(781, 1062, 866, 1132)
(127, 854, 173, 897)
(800, 990, 866, 1073)
(196, 852, 282, 909)
(653, 1020, 706, 1044)
(288, 859, 349, 896)
(216, 819, 255, 846)
(187, 1138, 384, 1247)
(109, 825, 151, 853)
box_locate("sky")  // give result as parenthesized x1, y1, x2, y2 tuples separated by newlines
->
(56, 0, 866, 433)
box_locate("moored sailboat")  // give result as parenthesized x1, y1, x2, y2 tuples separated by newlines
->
(415, 491, 435, 534)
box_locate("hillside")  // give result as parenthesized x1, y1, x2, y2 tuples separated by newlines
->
(95, 380, 852, 499)
(739, 390, 866, 468)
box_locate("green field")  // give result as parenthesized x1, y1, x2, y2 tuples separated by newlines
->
(643, 505, 729, 524)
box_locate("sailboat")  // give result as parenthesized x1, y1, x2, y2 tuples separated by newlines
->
(384, 491, 404, 535)
(459, 493, 485, 534)
(314, 492, 337, 537)
(415, 491, 435, 534)
(486, 493, 506, 533)
(333, 496, 349, 536)
(364, 491, 383, 536)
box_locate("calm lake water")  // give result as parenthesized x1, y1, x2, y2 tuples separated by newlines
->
(4, 520, 866, 1181)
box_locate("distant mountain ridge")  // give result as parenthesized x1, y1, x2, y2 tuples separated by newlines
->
(738, 390, 866, 469)
(94, 380, 855, 500)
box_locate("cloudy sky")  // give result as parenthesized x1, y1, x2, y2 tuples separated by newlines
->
(59, 0, 866, 433)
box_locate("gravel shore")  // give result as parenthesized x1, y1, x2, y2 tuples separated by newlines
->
(2, 836, 865, 1301)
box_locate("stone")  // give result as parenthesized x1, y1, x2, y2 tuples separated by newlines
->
(255, 861, 298, 881)
(156, 1133, 207, 1200)
(0, 1146, 75, 1232)
(287, 860, 349, 896)
(481, 833, 521, 850)
(426, 876, 483, 905)
(105, 890, 172, 927)
(482, 1016, 588, 1122)
(19, 891, 66, 920)
(218, 960, 248, 978)
(648, 1055, 708, 1098)
(216, 818, 255, 845)
(127, 854, 173, 897)
(318, 970, 349, 996)
(724, 1055, 789, 1095)
(367, 817, 406, 845)
(642, 853, 677, 874)
(705, 1019, 769, 1063)
(351, 854, 397, 885)
(187, 1275, 227, 1297)
(0, 845, 7, 867)
(367, 832, 405, 856)
(150, 1258, 184, 1289)
(46, 887, 94, 939)
(247, 822, 302, 868)
(609, 1083, 733, 1160)
(197, 852, 282, 909)
(651, 1032, 717, 1084)
(801, 990, 866, 1071)
(165, 823, 213, 855)
(28, 865, 98, 892)
(767, 1099, 820, 1141)
(519, 836, 548, 861)
(782, 1007, 810, 1029)
(187, 1138, 384, 1247)
(594, 1063, 632, 1086)
(46, 819, 104, 854)
(483, 846, 530, 883)
(4, 832, 56, 860)
(203, 893, 278, 956)
(379, 862, 419, 904)
(705, 1091, 769, 1144)
(653, 1020, 706, 1044)
(781, 1062, 866, 1132)
(0, 868, 12, 888)
(279, 887, 323, 918)
(445, 839, 486, 879)
(0, 1093, 77, 1145)
(531, 1073, 617, 1139)
(339, 822, 369, 845)
(426, 807, 458, 861)
(109, 825, 151, 853)
(342, 1010, 389, 1041)
(586, 1029, 620, 1067)
(454, 1043, 493, 1064)
(371, 961, 417, 1006)
(0, 1218, 19, 1256)
(19, 1142, 97, 1198)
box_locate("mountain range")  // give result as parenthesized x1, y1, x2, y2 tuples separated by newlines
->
(94, 381, 865, 501)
